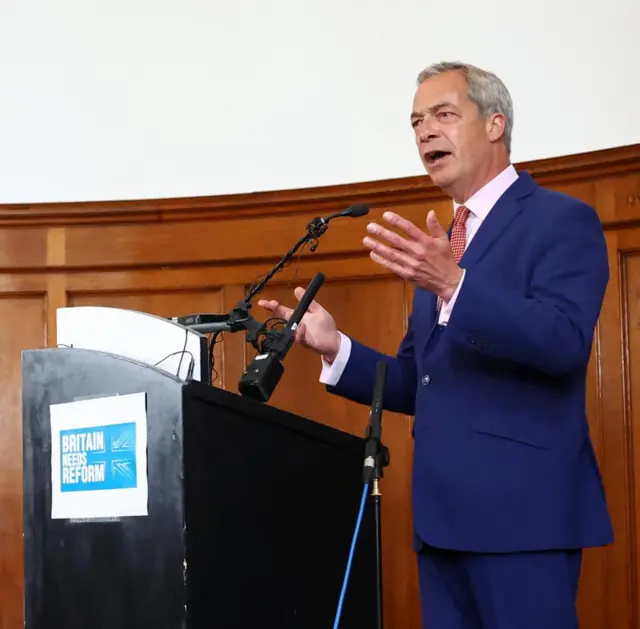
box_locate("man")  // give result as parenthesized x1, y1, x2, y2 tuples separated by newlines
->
(259, 61, 613, 629)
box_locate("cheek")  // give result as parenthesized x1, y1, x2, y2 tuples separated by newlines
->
(455, 131, 484, 163)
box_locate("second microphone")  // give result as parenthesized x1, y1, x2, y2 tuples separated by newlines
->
(238, 272, 326, 403)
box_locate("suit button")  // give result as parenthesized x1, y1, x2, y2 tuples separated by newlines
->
(421, 375, 431, 386)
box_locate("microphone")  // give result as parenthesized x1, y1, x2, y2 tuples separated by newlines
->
(170, 313, 232, 333)
(363, 361, 388, 485)
(326, 203, 370, 220)
(306, 204, 370, 240)
(238, 272, 326, 403)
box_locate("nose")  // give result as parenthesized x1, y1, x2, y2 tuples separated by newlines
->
(418, 129, 438, 143)
(415, 118, 439, 143)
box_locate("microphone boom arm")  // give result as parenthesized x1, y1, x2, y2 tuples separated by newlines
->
(169, 204, 369, 381)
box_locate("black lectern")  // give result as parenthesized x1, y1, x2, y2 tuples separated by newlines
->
(22, 348, 376, 629)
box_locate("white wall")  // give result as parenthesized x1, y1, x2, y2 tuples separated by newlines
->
(1, 0, 638, 204)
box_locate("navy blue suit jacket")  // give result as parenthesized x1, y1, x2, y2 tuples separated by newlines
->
(327, 171, 614, 553)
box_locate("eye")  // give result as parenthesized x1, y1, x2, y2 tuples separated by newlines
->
(437, 111, 453, 119)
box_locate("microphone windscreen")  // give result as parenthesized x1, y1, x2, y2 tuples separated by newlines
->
(348, 204, 370, 218)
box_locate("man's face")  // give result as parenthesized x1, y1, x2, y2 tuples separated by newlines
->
(411, 71, 499, 197)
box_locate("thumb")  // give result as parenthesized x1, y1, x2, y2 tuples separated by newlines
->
(426, 210, 448, 240)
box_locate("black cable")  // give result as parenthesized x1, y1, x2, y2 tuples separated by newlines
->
(252, 240, 309, 355)
(208, 331, 223, 384)
(269, 240, 310, 319)
(244, 232, 319, 303)
(154, 350, 195, 379)
(176, 329, 188, 378)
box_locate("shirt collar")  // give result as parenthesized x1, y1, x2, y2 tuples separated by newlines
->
(453, 164, 519, 221)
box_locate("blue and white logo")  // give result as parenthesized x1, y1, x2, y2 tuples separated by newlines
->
(60, 422, 137, 492)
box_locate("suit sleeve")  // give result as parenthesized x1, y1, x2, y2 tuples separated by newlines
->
(325, 309, 418, 415)
(445, 200, 609, 376)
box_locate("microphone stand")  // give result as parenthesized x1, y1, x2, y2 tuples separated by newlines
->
(367, 435, 390, 629)
(334, 361, 389, 629)
(362, 361, 390, 629)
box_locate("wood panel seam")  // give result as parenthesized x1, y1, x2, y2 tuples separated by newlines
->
(618, 249, 638, 629)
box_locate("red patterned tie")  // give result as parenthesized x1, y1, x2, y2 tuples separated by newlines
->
(437, 205, 470, 311)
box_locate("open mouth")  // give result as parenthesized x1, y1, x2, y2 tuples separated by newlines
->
(424, 150, 451, 166)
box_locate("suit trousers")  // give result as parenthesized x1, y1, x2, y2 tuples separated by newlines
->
(417, 544, 582, 629)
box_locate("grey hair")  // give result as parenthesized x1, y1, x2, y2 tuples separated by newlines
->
(416, 61, 514, 154)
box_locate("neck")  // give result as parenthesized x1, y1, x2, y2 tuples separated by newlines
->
(449, 154, 511, 204)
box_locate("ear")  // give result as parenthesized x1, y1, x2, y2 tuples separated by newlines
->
(486, 113, 506, 144)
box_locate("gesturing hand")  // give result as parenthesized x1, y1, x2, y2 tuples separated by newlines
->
(257, 287, 342, 363)
(363, 210, 463, 302)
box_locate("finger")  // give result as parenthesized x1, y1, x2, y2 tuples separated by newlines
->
(426, 210, 447, 239)
(382, 211, 426, 242)
(369, 251, 412, 280)
(366, 222, 423, 256)
(257, 299, 294, 320)
(363, 236, 420, 269)
(257, 299, 278, 312)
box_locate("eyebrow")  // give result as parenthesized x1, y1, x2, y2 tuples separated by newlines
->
(410, 101, 458, 120)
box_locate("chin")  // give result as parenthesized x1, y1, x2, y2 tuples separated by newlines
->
(427, 168, 456, 191)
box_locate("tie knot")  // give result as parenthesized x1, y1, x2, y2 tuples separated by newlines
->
(454, 205, 470, 227)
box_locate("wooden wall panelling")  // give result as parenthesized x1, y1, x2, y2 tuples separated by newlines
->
(46, 228, 66, 348)
(59, 200, 454, 271)
(596, 173, 640, 629)
(578, 320, 609, 629)
(0, 294, 47, 629)
(0, 229, 47, 268)
(0, 144, 637, 629)
(623, 239, 640, 629)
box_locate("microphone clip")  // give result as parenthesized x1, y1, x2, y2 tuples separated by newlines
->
(362, 360, 390, 485)
(363, 426, 390, 485)
(305, 216, 329, 242)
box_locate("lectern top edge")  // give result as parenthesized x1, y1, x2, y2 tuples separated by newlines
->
(21, 347, 366, 456)
(21, 347, 185, 384)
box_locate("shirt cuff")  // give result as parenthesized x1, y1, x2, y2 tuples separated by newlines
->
(319, 332, 352, 386)
(438, 269, 466, 325)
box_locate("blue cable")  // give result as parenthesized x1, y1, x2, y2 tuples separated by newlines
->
(332, 482, 370, 629)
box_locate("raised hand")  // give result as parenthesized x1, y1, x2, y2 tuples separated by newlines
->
(258, 287, 342, 363)
(362, 210, 463, 301)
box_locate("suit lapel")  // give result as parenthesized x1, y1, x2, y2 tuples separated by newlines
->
(459, 171, 537, 270)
